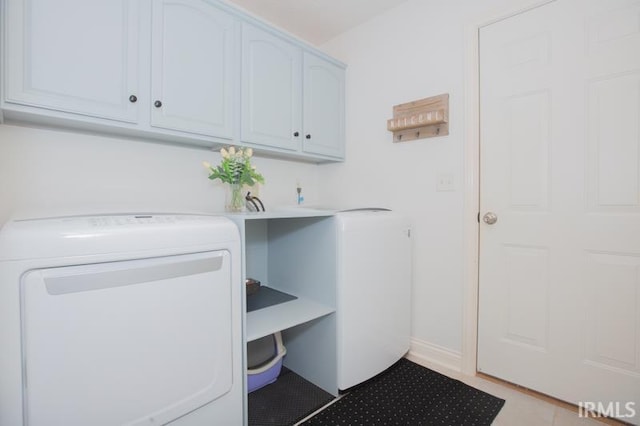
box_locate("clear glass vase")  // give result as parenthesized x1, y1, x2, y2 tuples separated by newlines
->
(226, 183, 245, 212)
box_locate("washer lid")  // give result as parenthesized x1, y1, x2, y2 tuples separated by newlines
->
(0, 214, 239, 261)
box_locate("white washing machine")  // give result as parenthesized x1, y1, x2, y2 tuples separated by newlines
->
(0, 214, 243, 426)
(336, 209, 412, 391)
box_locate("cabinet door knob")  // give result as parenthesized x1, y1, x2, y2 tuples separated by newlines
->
(293, 131, 299, 137)
(129, 95, 137, 103)
(154, 100, 162, 108)
(305, 134, 311, 139)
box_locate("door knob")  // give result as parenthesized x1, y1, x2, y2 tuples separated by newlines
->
(482, 212, 498, 225)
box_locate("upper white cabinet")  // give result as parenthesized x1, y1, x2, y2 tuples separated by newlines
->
(3, 0, 141, 123)
(150, 0, 235, 138)
(241, 23, 345, 160)
(241, 23, 302, 151)
(1, 0, 345, 162)
(303, 52, 345, 159)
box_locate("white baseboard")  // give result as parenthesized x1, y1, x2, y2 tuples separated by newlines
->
(407, 338, 463, 373)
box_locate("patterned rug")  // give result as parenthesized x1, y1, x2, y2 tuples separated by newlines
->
(301, 359, 505, 425)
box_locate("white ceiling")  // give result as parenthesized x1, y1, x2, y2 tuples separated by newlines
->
(226, 0, 410, 45)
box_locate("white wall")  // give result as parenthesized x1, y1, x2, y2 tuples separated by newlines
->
(319, 0, 517, 358)
(0, 124, 319, 223)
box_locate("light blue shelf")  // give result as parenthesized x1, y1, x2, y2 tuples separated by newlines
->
(246, 295, 334, 342)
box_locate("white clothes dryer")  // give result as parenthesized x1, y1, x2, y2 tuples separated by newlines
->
(0, 214, 243, 426)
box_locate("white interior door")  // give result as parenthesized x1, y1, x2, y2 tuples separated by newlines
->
(478, 0, 640, 422)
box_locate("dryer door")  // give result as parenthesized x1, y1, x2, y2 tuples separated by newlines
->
(20, 250, 234, 426)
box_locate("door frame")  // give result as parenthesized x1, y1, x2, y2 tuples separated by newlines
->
(461, 0, 556, 376)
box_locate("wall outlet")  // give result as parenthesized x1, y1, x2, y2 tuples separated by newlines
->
(436, 173, 455, 192)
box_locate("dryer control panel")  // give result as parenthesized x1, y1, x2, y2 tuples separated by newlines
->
(0, 214, 239, 260)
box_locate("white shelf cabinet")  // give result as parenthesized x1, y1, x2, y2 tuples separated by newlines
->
(150, 0, 235, 138)
(1, 0, 345, 163)
(302, 51, 346, 158)
(3, 0, 236, 142)
(240, 23, 302, 152)
(3, 0, 142, 123)
(227, 209, 339, 397)
(240, 23, 345, 161)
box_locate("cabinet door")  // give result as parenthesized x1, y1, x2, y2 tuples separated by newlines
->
(3, 0, 141, 123)
(302, 53, 345, 159)
(150, 0, 236, 139)
(241, 23, 302, 151)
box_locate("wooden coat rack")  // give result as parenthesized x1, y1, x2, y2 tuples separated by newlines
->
(387, 94, 449, 142)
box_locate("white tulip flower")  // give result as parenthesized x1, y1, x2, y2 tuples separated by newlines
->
(204, 145, 264, 187)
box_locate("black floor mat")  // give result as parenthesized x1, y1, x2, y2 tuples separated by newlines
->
(247, 287, 298, 312)
(248, 367, 335, 426)
(302, 359, 505, 425)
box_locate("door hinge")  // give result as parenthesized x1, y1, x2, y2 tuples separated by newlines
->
(477, 212, 480, 223)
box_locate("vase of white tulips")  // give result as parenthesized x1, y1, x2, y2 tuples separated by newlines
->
(203, 146, 265, 212)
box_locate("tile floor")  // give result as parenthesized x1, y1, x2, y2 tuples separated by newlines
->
(404, 354, 613, 426)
